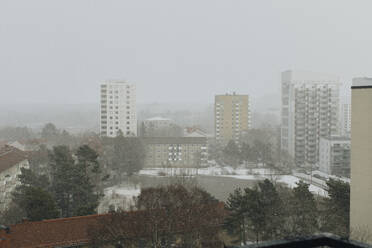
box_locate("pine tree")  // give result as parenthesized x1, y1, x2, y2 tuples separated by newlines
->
(225, 188, 248, 245)
(12, 168, 58, 222)
(14, 186, 59, 221)
(49, 145, 100, 217)
(289, 181, 318, 237)
(111, 136, 145, 177)
(256, 179, 284, 240)
(322, 179, 350, 237)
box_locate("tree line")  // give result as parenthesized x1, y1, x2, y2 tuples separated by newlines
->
(0, 132, 147, 224)
(89, 183, 226, 248)
(209, 128, 293, 170)
(3, 145, 102, 222)
(225, 178, 350, 245)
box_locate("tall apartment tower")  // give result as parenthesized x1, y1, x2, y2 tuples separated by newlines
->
(350, 77, 372, 241)
(281, 70, 340, 166)
(100, 81, 137, 137)
(215, 93, 250, 145)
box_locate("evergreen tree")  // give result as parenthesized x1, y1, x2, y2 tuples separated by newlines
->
(12, 168, 58, 221)
(14, 186, 59, 221)
(256, 179, 284, 240)
(321, 179, 350, 237)
(49, 146, 75, 217)
(225, 180, 285, 244)
(245, 186, 265, 242)
(225, 188, 248, 245)
(111, 135, 146, 177)
(49, 145, 100, 217)
(289, 181, 318, 237)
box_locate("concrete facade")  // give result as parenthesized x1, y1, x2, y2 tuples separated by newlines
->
(100, 81, 137, 137)
(143, 137, 207, 168)
(319, 136, 350, 177)
(350, 79, 372, 241)
(143, 117, 172, 129)
(281, 70, 340, 166)
(215, 93, 250, 145)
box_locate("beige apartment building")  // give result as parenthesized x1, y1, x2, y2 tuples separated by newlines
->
(350, 77, 372, 242)
(215, 93, 250, 145)
(143, 137, 207, 168)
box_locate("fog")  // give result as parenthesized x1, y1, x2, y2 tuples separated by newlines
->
(0, 0, 370, 107)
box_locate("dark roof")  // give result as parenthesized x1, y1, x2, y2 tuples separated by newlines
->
(0, 203, 226, 248)
(0, 146, 28, 174)
(142, 136, 207, 145)
(0, 214, 108, 248)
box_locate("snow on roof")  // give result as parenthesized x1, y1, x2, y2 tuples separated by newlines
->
(145, 117, 171, 121)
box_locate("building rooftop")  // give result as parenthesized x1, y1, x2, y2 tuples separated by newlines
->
(102, 80, 131, 84)
(0, 146, 28, 174)
(0, 214, 108, 248)
(142, 136, 207, 144)
(282, 70, 340, 83)
(352, 77, 372, 87)
(145, 117, 172, 121)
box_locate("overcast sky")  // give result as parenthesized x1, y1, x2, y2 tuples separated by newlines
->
(0, 0, 371, 104)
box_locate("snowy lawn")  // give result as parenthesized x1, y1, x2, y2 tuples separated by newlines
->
(138, 166, 328, 197)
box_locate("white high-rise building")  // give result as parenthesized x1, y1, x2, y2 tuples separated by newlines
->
(100, 81, 137, 137)
(281, 70, 341, 166)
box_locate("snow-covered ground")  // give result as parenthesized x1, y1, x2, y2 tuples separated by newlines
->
(138, 166, 329, 196)
(99, 166, 332, 213)
(277, 175, 328, 196)
(312, 170, 350, 183)
(139, 166, 275, 177)
(98, 184, 141, 214)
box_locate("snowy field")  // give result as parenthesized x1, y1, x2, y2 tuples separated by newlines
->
(99, 165, 336, 213)
(98, 184, 141, 214)
(139, 166, 328, 196)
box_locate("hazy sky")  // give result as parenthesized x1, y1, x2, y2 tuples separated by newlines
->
(1, 0, 371, 104)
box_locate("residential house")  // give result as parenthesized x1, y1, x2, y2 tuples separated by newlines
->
(0, 146, 29, 212)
